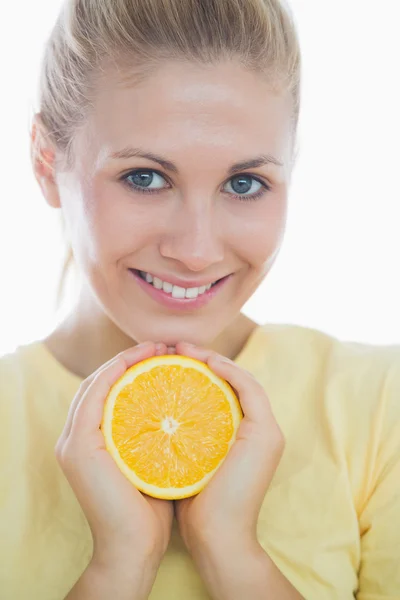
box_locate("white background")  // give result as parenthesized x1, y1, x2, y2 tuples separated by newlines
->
(0, 0, 399, 357)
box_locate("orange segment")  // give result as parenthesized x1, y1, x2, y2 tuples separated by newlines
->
(102, 355, 243, 499)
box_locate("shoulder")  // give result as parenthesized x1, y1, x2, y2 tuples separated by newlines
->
(0, 343, 47, 428)
(245, 322, 400, 443)
(0, 340, 80, 427)
(250, 322, 400, 421)
(0, 342, 48, 393)
(0, 341, 81, 467)
(0, 345, 29, 398)
(246, 322, 400, 390)
(247, 323, 400, 504)
(0, 340, 82, 393)
(0, 344, 37, 464)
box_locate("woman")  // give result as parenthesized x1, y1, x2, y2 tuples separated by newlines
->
(1, 0, 399, 598)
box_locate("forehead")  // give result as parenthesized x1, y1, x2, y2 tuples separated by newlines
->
(84, 61, 293, 170)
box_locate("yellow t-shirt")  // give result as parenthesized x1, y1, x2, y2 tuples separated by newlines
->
(1, 324, 400, 599)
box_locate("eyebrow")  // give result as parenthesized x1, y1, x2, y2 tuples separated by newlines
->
(109, 146, 284, 174)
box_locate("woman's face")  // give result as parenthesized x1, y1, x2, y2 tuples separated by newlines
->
(55, 60, 294, 347)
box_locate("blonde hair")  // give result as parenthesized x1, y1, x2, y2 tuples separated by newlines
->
(36, 0, 301, 305)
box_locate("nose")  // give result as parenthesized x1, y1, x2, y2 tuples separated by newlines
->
(159, 202, 224, 272)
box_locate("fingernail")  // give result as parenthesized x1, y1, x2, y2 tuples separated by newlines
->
(155, 343, 165, 352)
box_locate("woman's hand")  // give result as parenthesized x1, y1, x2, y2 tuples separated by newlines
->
(171, 343, 302, 599)
(56, 341, 174, 576)
(173, 342, 285, 557)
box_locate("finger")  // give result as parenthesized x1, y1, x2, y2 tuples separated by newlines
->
(58, 375, 98, 446)
(176, 343, 270, 421)
(68, 341, 163, 440)
(156, 343, 169, 356)
(207, 354, 274, 426)
(61, 356, 128, 444)
(58, 344, 158, 443)
(175, 341, 213, 362)
(176, 343, 274, 427)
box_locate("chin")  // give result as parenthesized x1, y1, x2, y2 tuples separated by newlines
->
(126, 317, 222, 349)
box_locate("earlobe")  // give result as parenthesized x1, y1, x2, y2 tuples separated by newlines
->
(31, 114, 61, 209)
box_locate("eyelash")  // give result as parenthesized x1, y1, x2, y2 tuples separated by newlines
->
(120, 169, 271, 202)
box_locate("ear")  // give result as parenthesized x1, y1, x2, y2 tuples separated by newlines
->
(31, 113, 61, 209)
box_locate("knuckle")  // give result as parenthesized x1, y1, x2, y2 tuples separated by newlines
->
(57, 439, 78, 470)
(101, 356, 126, 379)
(54, 438, 63, 461)
(272, 426, 285, 452)
(246, 372, 263, 392)
(114, 349, 130, 361)
(77, 379, 90, 397)
(117, 341, 153, 358)
(113, 356, 127, 369)
(255, 381, 267, 396)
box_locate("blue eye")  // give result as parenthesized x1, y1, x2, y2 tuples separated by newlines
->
(121, 169, 270, 201)
(224, 175, 268, 200)
(123, 169, 168, 193)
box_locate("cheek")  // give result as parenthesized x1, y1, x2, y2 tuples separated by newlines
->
(78, 181, 161, 264)
(229, 195, 287, 268)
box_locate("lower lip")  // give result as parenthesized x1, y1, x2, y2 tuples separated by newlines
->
(129, 269, 231, 311)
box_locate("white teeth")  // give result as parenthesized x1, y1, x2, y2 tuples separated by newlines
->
(185, 287, 199, 299)
(141, 271, 216, 298)
(172, 285, 186, 299)
(153, 277, 163, 290)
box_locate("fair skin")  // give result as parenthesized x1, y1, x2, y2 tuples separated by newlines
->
(33, 60, 302, 599)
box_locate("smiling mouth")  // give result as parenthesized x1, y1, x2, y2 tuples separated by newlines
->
(132, 269, 225, 300)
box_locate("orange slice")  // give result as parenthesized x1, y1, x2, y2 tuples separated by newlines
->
(102, 354, 242, 499)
